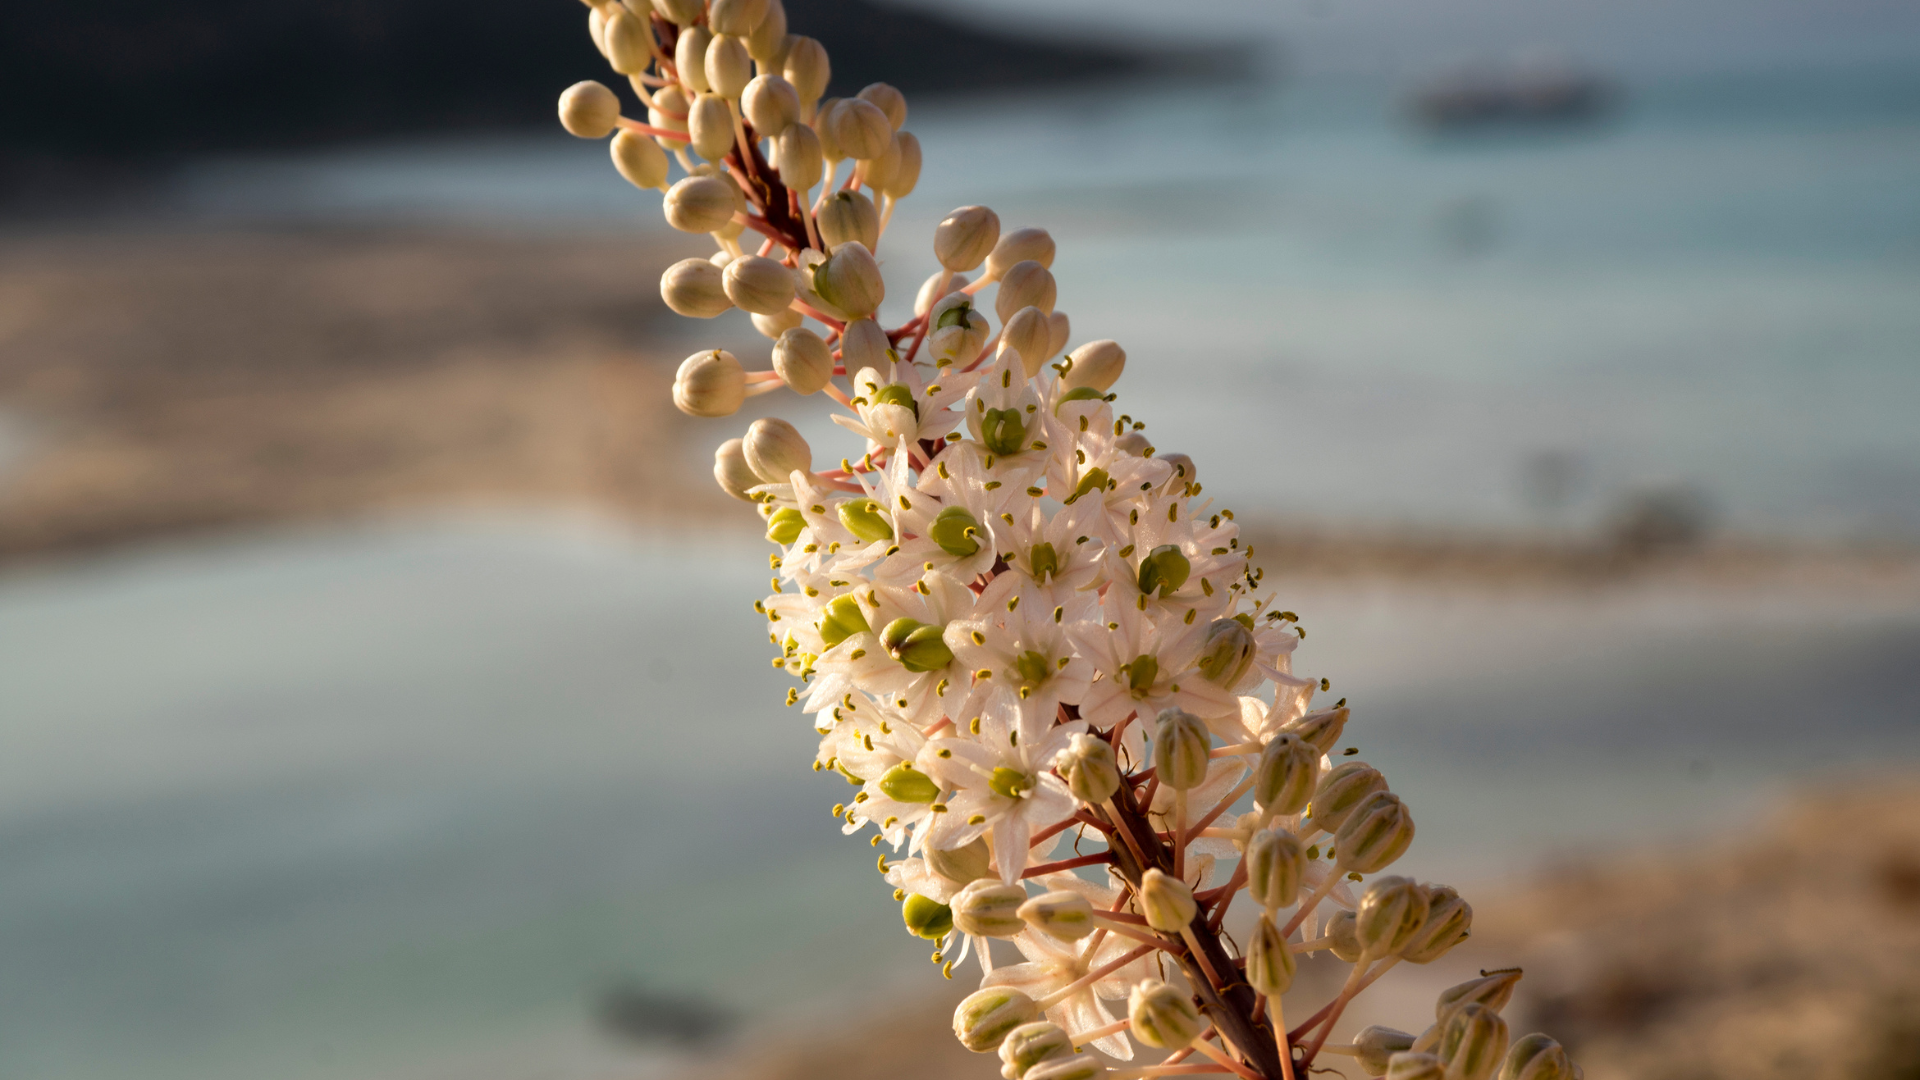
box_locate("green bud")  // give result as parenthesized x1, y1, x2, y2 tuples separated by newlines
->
(955, 986, 1039, 1053)
(1017, 889, 1096, 942)
(1354, 1027, 1417, 1076)
(838, 497, 894, 543)
(819, 593, 871, 648)
(1309, 762, 1388, 834)
(987, 766, 1032, 800)
(1254, 732, 1319, 817)
(1334, 790, 1416, 874)
(1438, 1002, 1509, 1080)
(1025, 1056, 1105, 1080)
(881, 617, 954, 672)
(1056, 732, 1120, 804)
(1355, 875, 1430, 959)
(903, 892, 954, 940)
(930, 506, 985, 558)
(1128, 979, 1202, 1049)
(1246, 828, 1305, 912)
(1244, 913, 1296, 998)
(1385, 1053, 1447, 1080)
(1064, 467, 1109, 505)
(1500, 1034, 1574, 1080)
(999, 1021, 1074, 1080)
(981, 407, 1028, 455)
(928, 836, 993, 886)
(1402, 885, 1473, 964)
(1138, 867, 1198, 932)
(1028, 542, 1061, 581)
(877, 762, 940, 804)
(1122, 654, 1159, 694)
(953, 879, 1029, 938)
(1286, 706, 1351, 756)
(1197, 617, 1256, 686)
(1151, 708, 1211, 791)
(765, 506, 805, 545)
(1136, 544, 1190, 598)
(1326, 908, 1364, 963)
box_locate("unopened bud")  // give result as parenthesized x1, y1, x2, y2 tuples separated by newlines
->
(857, 82, 907, 130)
(1438, 1002, 1509, 1080)
(1046, 310, 1071, 361)
(955, 987, 1040, 1052)
(664, 174, 738, 234)
(818, 593, 870, 648)
(1060, 340, 1125, 393)
(1500, 1034, 1573, 1080)
(952, 879, 1029, 938)
(881, 617, 954, 672)
(1254, 733, 1318, 817)
(986, 227, 1056, 282)
(927, 293, 991, 366)
(602, 7, 653, 74)
(1128, 980, 1202, 1049)
(995, 260, 1058, 323)
(1000, 307, 1053, 379)
(705, 34, 753, 98)
(838, 497, 893, 543)
(1150, 708, 1210, 790)
(916, 270, 969, 316)
(713, 438, 760, 500)
(765, 506, 804, 545)
(1018, 889, 1096, 941)
(724, 254, 797, 316)
(1433, 971, 1523, 1027)
(611, 129, 669, 190)
(1326, 908, 1364, 962)
(1402, 885, 1472, 964)
(1138, 867, 1198, 931)
(1355, 875, 1430, 958)
(708, 0, 768, 37)
(773, 327, 833, 395)
(746, 0, 788, 61)
(773, 122, 824, 191)
(1245, 913, 1296, 998)
(673, 348, 745, 415)
(928, 835, 992, 886)
(834, 318, 887, 372)
(818, 189, 880, 251)
(687, 92, 735, 161)
(930, 506, 985, 558)
(1055, 732, 1120, 804)
(675, 26, 713, 93)
(1115, 431, 1152, 456)
(1355, 1027, 1418, 1076)
(1026, 1056, 1105, 1080)
(1137, 545, 1190, 599)
(783, 36, 831, 105)
(1309, 762, 1387, 833)
(651, 0, 703, 26)
(1386, 1053, 1447, 1080)
(831, 98, 893, 160)
(882, 131, 923, 197)
(903, 892, 953, 939)
(936, 206, 1002, 272)
(812, 241, 884, 317)
(742, 73, 800, 134)
(558, 81, 621, 139)
(1335, 790, 1416, 873)
(1198, 617, 1256, 687)
(1246, 828, 1305, 911)
(862, 133, 903, 194)
(1287, 706, 1351, 756)
(1000, 1021, 1073, 1080)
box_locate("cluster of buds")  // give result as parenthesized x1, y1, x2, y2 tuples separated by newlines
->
(556, 3, 1578, 1079)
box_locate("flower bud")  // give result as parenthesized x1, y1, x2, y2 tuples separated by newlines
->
(995, 261, 1058, 323)
(705, 34, 753, 99)
(1500, 1034, 1573, 1080)
(1246, 828, 1305, 911)
(674, 26, 713, 94)
(1046, 310, 1071, 360)
(773, 122, 824, 191)
(927, 293, 990, 367)
(713, 438, 760, 500)
(558, 81, 621, 139)
(773, 327, 833, 395)
(834, 318, 888, 372)
(1128, 980, 1202, 1049)
(742, 73, 800, 134)
(1055, 732, 1120, 804)
(999, 308, 1051, 381)
(753, 307, 803, 339)
(838, 497, 893, 543)
(1438, 1002, 1509, 1080)
(914, 271, 968, 317)
(818, 593, 870, 648)
(857, 82, 907, 130)
(708, 0, 768, 37)
(1115, 431, 1152, 456)
(1254, 733, 1318, 817)
(928, 835, 993, 886)
(610, 129, 669, 190)
(663, 174, 737, 234)
(881, 617, 954, 672)
(765, 506, 804, 544)
(903, 892, 953, 940)
(811, 241, 884, 317)
(673, 349, 745, 415)
(986, 226, 1056, 282)
(1000, 1021, 1073, 1080)
(862, 133, 904, 193)
(783, 36, 831, 105)
(936, 206, 1001, 272)
(1402, 885, 1472, 964)
(818, 189, 880, 251)
(1059, 339, 1125, 393)
(1026, 1056, 1105, 1080)
(1197, 617, 1256, 687)
(746, 0, 788, 60)
(1325, 908, 1364, 962)
(1386, 1053, 1447, 1080)
(1017, 889, 1096, 942)
(955, 987, 1040, 1052)
(1433, 971, 1523, 1027)
(1335, 790, 1416, 873)
(1245, 913, 1296, 998)
(1309, 762, 1387, 833)
(1138, 867, 1198, 931)
(652, 0, 703, 26)
(930, 506, 985, 558)
(602, 7, 653, 74)
(831, 98, 893, 160)
(1137, 545, 1190, 599)
(687, 92, 735, 162)
(1355, 1027, 1418, 1076)
(953, 879, 1029, 938)
(1287, 706, 1351, 756)
(883, 131, 923, 197)
(1150, 708, 1210, 791)
(724, 254, 797, 316)
(743, 417, 812, 483)
(1355, 875, 1430, 958)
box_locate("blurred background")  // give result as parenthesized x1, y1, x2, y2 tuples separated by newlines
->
(2, 1, 1918, 1079)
